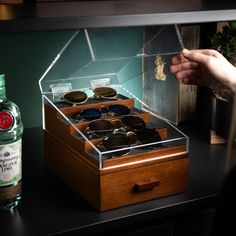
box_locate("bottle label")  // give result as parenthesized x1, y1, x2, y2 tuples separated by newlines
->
(0, 111, 14, 131)
(0, 139, 22, 187)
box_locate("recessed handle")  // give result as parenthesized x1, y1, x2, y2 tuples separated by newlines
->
(133, 179, 160, 192)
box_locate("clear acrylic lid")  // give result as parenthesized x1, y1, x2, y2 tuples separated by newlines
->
(39, 25, 183, 97)
(40, 25, 188, 170)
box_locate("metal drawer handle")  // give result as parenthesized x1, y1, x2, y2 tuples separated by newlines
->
(133, 179, 160, 192)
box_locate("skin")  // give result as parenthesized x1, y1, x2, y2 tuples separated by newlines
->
(169, 48, 236, 100)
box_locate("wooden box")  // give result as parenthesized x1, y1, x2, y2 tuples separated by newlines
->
(40, 27, 189, 211)
(44, 130, 188, 211)
(43, 94, 189, 211)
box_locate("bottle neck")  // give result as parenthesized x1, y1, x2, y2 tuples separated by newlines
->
(0, 87, 6, 99)
(0, 74, 6, 100)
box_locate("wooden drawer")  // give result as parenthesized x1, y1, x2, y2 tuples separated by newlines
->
(44, 130, 188, 211)
(100, 155, 188, 211)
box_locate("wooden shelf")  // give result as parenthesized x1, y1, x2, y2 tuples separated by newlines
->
(1, 0, 236, 32)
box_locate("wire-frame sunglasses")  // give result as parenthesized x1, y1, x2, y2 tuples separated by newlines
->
(73, 104, 131, 121)
(97, 127, 163, 158)
(63, 87, 117, 106)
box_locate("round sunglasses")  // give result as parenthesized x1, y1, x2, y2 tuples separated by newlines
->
(98, 128, 162, 158)
(86, 116, 162, 144)
(63, 91, 88, 105)
(86, 119, 115, 137)
(121, 115, 146, 130)
(99, 132, 133, 157)
(75, 104, 131, 121)
(134, 128, 162, 146)
(93, 86, 117, 99)
(85, 115, 146, 138)
(63, 87, 117, 105)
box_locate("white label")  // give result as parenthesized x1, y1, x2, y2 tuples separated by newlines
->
(50, 83, 72, 101)
(91, 78, 111, 89)
(0, 139, 22, 187)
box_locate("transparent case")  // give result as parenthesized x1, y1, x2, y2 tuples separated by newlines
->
(40, 25, 189, 170)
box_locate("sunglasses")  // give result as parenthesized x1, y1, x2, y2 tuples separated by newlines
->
(85, 113, 161, 141)
(98, 132, 134, 157)
(121, 116, 162, 146)
(85, 115, 144, 139)
(93, 87, 117, 99)
(85, 115, 148, 138)
(86, 119, 115, 138)
(63, 91, 88, 105)
(121, 115, 146, 130)
(98, 127, 162, 158)
(134, 128, 163, 147)
(74, 104, 131, 121)
(63, 87, 117, 105)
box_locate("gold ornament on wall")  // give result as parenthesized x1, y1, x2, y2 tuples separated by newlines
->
(154, 55, 166, 81)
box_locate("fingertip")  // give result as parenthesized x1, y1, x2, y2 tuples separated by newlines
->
(171, 54, 183, 65)
(182, 78, 190, 84)
(169, 65, 175, 73)
(182, 48, 190, 55)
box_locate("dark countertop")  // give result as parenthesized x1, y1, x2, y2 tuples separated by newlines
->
(0, 122, 228, 236)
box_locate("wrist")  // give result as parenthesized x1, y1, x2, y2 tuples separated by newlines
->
(227, 73, 236, 101)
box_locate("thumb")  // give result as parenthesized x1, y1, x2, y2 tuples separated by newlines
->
(182, 48, 210, 64)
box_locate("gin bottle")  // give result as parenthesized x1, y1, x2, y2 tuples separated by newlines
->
(0, 74, 24, 210)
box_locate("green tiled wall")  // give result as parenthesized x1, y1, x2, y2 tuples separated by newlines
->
(0, 27, 143, 128)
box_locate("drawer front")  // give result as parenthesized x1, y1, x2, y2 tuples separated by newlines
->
(100, 155, 188, 211)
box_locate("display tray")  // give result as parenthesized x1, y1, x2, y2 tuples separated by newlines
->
(43, 92, 189, 211)
(44, 93, 187, 164)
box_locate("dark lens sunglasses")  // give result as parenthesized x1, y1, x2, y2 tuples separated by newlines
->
(135, 128, 162, 146)
(63, 87, 117, 105)
(85, 115, 146, 138)
(86, 119, 115, 138)
(121, 115, 146, 130)
(93, 120, 162, 157)
(121, 116, 163, 147)
(98, 129, 163, 158)
(93, 87, 117, 99)
(75, 104, 131, 121)
(99, 133, 132, 157)
(63, 91, 88, 105)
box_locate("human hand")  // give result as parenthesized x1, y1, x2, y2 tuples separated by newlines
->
(169, 48, 236, 100)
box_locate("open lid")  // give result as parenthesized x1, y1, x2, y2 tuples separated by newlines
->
(39, 25, 184, 122)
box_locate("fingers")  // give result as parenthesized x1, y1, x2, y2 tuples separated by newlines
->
(171, 53, 187, 65)
(181, 77, 199, 85)
(174, 69, 202, 83)
(176, 76, 203, 86)
(182, 48, 225, 63)
(182, 49, 211, 64)
(169, 61, 199, 73)
(171, 49, 207, 65)
(170, 50, 202, 85)
(183, 48, 219, 57)
(170, 48, 222, 87)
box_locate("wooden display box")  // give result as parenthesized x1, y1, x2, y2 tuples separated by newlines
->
(43, 95, 189, 211)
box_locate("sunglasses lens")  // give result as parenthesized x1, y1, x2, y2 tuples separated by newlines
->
(89, 120, 114, 137)
(122, 115, 146, 129)
(136, 129, 162, 146)
(79, 108, 101, 120)
(102, 133, 130, 156)
(64, 91, 87, 104)
(108, 104, 131, 116)
(94, 87, 117, 98)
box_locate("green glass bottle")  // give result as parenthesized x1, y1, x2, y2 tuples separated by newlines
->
(0, 74, 23, 210)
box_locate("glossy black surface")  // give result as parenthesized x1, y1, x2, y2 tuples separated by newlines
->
(1, 0, 236, 31)
(0, 122, 229, 235)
